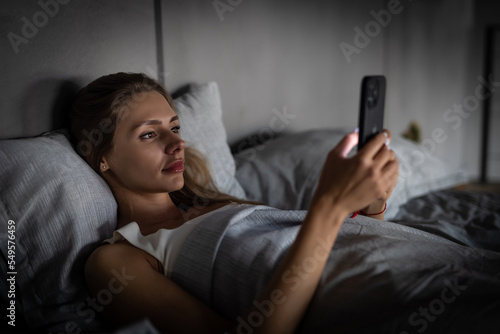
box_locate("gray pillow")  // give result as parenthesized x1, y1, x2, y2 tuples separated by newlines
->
(234, 129, 347, 210)
(0, 130, 117, 333)
(384, 133, 468, 218)
(174, 82, 246, 199)
(234, 128, 468, 219)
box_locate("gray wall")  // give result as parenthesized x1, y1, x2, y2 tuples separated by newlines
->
(161, 0, 385, 143)
(0, 0, 158, 138)
(1, 0, 496, 181)
(161, 0, 483, 179)
(385, 0, 474, 176)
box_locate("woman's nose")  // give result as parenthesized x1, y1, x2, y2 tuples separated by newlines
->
(165, 136, 185, 155)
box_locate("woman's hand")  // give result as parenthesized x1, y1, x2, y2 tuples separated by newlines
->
(309, 129, 399, 221)
(360, 130, 399, 219)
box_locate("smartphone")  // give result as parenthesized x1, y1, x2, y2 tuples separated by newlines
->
(358, 75, 386, 150)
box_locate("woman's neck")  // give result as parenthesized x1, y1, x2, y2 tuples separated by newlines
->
(113, 189, 184, 231)
(109, 184, 231, 234)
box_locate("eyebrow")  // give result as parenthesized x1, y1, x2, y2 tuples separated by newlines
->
(133, 115, 179, 129)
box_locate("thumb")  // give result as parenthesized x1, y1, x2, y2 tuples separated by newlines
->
(333, 132, 359, 158)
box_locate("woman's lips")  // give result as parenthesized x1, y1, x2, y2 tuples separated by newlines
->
(163, 160, 184, 173)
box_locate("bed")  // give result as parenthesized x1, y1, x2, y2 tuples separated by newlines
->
(1, 82, 499, 334)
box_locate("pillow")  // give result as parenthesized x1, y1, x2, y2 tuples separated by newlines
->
(384, 134, 468, 218)
(233, 128, 468, 219)
(173, 82, 246, 199)
(234, 129, 347, 210)
(0, 130, 117, 333)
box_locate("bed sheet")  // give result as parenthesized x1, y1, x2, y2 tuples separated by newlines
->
(392, 189, 500, 252)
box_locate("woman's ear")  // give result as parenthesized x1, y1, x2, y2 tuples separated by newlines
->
(100, 157, 110, 173)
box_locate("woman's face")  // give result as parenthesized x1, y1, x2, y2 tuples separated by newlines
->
(102, 91, 185, 194)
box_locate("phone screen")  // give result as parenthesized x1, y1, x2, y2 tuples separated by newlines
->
(358, 75, 386, 150)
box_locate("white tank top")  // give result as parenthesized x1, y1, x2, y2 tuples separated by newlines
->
(104, 203, 238, 278)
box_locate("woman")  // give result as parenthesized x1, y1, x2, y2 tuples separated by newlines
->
(71, 72, 399, 333)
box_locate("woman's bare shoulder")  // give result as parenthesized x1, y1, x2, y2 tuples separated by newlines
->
(85, 242, 162, 280)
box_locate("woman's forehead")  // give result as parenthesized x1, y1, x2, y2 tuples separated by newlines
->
(116, 91, 176, 126)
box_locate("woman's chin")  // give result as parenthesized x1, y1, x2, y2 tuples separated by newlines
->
(166, 178, 184, 193)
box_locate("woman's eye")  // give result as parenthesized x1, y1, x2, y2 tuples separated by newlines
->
(140, 132, 157, 139)
(171, 125, 181, 134)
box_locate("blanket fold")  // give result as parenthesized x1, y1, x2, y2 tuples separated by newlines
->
(173, 203, 500, 333)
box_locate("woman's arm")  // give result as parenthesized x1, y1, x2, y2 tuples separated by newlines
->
(85, 243, 235, 333)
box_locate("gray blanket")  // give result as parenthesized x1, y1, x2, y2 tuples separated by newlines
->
(172, 191, 500, 333)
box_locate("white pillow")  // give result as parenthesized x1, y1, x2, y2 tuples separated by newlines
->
(234, 128, 468, 219)
(174, 82, 246, 199)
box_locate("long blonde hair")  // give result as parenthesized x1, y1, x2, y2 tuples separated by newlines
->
(70, 72, 253, 209)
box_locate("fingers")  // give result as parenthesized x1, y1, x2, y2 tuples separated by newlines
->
(382, 156, 399, 178)
(372, 144, 395, 170)
(359, 131, 389, 159)
(359, 130, 397, 199)
(333, 129, 391, 160)
(384, 129, 392, 144)
(332, 131, 359, 158)
(381, 157, 399, 192)
(312, 128, 399, 215)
